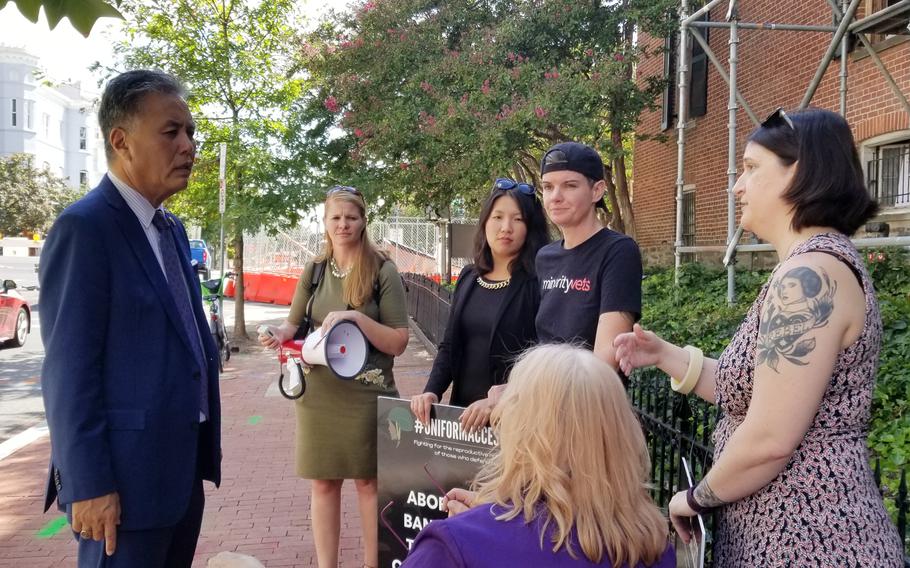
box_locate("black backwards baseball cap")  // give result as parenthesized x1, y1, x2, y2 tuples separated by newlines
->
(540, 142, 608, 210)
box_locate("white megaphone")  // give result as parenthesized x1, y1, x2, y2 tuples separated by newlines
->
(301, 320, 369, 380)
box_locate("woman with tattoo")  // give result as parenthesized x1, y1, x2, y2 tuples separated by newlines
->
(614, 108, 903, 566)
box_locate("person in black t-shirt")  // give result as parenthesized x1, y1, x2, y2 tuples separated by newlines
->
(411, 178, 549, 432)
(535, 142, 642, 370)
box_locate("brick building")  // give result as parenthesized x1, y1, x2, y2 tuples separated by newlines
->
(633, 1, 910, 265)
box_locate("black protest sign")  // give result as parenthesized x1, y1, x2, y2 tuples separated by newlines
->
(376, 396, 498, 568)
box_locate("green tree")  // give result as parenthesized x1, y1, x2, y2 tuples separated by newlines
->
(109, 0, 308, 338)
(0, 154, 82, 235)
(298, 0, 675, 236)
(0, 0, 122, 36)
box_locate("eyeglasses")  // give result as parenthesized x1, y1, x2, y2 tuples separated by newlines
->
(542, 149, 568, 168)
(326, 185, 363, 197)
(493, 178, 535, 196)
(379, 466, 448, 552)
(380, 500, 408, 551)
(423, 462, 446, 495)
(761, 107, 795, 131)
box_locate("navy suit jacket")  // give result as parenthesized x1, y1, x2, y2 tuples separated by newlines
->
(39, 175, 221, 531)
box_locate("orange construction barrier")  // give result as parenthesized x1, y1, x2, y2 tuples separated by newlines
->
(256, 273, 281, 304)
(274, 274, 298, 306)
(224, 278, 236, 298)
(243, 273, 262, 301)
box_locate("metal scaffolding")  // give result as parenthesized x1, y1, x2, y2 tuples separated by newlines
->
(673, 0, 910, 303)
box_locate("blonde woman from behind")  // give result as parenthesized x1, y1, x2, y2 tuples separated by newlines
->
(403, 344, 675, 568)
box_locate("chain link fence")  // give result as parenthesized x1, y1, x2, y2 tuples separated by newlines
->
(243, 216, 476, 277)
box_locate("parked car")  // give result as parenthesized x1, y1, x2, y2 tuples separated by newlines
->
(189, 239, 212, 279)
(0, 279, 30, 348)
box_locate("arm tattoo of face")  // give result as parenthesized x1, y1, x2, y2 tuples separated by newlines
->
(693, 478, 727, 508)
(756, 266, 836, 373)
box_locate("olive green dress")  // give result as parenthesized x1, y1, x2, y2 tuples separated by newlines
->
(286, 258, 408, 479)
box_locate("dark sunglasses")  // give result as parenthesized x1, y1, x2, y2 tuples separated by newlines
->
(326, 185, 363, 197)
(493, 178, 535, 196)
(761, 107, 795, 131)
(542, 149, 568, 168)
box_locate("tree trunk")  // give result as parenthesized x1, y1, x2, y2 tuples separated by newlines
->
(612, 152, 637, 240)
(232, 231, 249, 338)
(230, 110, 249, 338)
(608, 13, 637, 239)
(602, 164, 624, 234)
(518, 153, 541, 187)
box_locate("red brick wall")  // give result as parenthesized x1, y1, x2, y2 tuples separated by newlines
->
(633, 1, 910, 264)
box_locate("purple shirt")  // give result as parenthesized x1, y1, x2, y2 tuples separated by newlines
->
(402, 504, 676, 568)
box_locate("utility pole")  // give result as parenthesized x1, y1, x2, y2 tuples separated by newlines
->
(218, 142, 227, 316)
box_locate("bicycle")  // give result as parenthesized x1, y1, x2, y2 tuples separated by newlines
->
(200, 272, 234, 372)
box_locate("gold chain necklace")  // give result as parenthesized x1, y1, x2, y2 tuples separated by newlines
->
(476, 276, 510, 290)
(330, 258, 352, 278)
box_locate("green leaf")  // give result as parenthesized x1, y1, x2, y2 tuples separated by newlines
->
(1, 0, 122, 36)
(1, 0, 42, 21)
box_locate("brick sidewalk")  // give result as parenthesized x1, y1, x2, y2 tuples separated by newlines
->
(0, 323, 435, 568)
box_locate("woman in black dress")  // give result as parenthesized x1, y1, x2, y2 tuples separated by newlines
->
(411, 178, 549, 431)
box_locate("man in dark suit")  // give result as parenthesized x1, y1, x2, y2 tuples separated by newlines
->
(39, 69, 221, 567)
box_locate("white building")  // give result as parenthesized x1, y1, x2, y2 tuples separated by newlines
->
(0, 46, 105, 188)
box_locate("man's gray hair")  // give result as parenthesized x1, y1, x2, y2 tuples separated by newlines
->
(98, 70, 186, 160)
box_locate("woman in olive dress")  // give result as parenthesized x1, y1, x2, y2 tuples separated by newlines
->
(260, 186, 409, 568)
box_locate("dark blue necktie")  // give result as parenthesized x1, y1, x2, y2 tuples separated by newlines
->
(152, 210, 209, 418)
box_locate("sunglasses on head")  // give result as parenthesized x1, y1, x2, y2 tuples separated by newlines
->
(326, 185, 363, 197)
(493, 178, 536, 196)
(761, 107, 795, 131)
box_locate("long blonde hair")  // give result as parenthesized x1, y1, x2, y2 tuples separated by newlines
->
(472, 344, 668, 566)
(319, 190, 389, 308)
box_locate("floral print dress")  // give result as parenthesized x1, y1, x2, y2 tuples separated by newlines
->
(712, 233, 903, 567)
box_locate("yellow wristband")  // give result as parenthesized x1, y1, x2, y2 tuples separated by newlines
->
(670, 345, 704, 395)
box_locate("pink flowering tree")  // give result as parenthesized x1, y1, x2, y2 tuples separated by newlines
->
(295, 0, 675, 235)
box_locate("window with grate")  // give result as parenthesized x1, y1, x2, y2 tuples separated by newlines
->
(867, 141, 910, 207)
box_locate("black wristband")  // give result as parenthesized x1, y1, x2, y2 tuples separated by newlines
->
(686, 485, 712, 514)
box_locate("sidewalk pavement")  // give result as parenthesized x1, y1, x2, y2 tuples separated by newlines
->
(0, 317, 437, 568)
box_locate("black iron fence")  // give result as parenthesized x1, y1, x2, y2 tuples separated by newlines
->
(402, 273, 452, 348)
(402, 283, 910, 562)
(630, 368, 909, 564)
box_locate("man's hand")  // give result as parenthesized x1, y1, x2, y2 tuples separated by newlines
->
(72, 492, 121, 556)
(459, 398, 494, 433)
